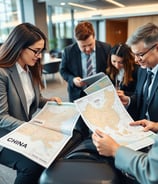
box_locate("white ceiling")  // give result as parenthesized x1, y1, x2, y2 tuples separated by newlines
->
(38, 0, 158, 15)
(38, 0, 158, 22)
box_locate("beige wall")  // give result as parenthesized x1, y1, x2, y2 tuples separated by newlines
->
(128, 15, 158, 37)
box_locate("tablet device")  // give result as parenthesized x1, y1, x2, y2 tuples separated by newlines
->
(81, 72, 105, 85)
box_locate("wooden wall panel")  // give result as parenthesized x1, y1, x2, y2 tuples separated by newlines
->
(106, 20, 127, 46)
(128, 15, 158, 37)
(104, 15, 158, 47)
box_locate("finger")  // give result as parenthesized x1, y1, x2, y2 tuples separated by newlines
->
(117, 90, 123, 94)
(57, 98, 62, 104)
(92, 132, 98, 141)
(91, 135, 98, 146)
(53, 97, 62, 105)
(117, 91, 124, 96)
(95, 129, 104, 138)
(143, 127, 150, 132)
(57, 101, 62, 105)
(130, 121, 142, 126)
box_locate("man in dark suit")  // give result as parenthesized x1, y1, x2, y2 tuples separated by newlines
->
(60, 21, 111, 102)
(117, 23, 158, 122)
(127, 66, 158, 121)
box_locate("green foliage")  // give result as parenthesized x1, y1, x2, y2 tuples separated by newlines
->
(49, 38, 58, 50)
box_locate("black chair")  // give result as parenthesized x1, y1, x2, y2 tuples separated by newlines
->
(49, 49, 62, 58)
(39, 159, 122, 184)
(42, 61, 62, 88)
(39, 138, 122, 184)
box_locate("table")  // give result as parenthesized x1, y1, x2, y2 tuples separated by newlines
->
(42, 54, 62, 88)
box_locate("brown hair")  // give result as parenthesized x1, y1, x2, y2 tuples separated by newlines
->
(74, 21, 95, 41)
(0, 22, 47, 88)
(106, 43, 135, 86)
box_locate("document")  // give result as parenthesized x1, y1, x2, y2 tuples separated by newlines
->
(0, 102, 79, 168)
(75, 85, 155, 151)
(84, 75, 112, 95)
(81, 72, 105, 86)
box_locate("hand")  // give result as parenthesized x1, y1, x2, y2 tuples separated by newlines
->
(92, 129, 120, 157)
(73, 77, 86, 87)
(130, 119, 158, 133)
(116, 90, 124, 95)
(49, 96, 62, 105)
(117, 90, 130, 106)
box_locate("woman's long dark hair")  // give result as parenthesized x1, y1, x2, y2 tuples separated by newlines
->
(106, 43, 135, 86)
(0, 22, 47, 88)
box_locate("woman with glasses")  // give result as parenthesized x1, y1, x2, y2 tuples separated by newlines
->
(0, 23, 61, 184)
(106, 43, 139, 97)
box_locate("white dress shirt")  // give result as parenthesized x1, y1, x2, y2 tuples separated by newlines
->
(16, 63, 35, 114)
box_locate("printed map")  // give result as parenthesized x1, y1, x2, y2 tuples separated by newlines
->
(0, 102, 79, 168)
(75, 85, 154, 150)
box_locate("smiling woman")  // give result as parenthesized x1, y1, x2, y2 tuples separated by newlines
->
(0, 22, 62, 184)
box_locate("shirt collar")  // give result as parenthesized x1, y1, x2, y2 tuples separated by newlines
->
(148, 64, 158, 76)
(16, 63, 29, 74)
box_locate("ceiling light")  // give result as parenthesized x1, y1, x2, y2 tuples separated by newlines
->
(60, 2, 66, 6)
(68, 2, 97, 10)
(105, 0, 125, 8)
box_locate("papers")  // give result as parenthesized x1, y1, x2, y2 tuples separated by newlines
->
(84, 75, 112, 95)
(0, 75, 155, 167)
(0, 102, 79, 168)
(81, 72, 105, 86)
(75, 81, 155, 151)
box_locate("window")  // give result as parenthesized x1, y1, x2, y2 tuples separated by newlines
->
(0, 0, 20, 43)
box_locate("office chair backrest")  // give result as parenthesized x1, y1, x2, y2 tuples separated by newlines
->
(43, 61, 60, 74)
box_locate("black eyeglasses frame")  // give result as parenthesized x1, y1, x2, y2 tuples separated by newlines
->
(27, 47, 44, 56)
(134, 44, 157, 59)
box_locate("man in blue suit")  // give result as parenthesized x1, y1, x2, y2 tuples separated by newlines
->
(92, 23, 158, 184)
(117, 24, 158, 122)
(60, 21, 111, 102)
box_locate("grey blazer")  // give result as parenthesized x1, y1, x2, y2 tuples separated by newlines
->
(0, 65, 47, 143)
(115, 136, 158, 184)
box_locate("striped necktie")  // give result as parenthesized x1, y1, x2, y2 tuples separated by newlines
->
(87, 55, 93, 77)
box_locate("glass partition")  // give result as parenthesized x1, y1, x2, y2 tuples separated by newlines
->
(0, 0, 21, 43)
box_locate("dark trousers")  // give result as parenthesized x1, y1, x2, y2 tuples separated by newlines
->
(0, 148, 44, 184)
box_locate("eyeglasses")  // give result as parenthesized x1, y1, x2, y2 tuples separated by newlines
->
(27, 47, 44, 56)
(134, 44, 157, 59)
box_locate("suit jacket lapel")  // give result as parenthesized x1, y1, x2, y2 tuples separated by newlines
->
(75, 44, 82, 76)
(95, 41, 100, 72)
(137, 69, 147, 104)
(148, 70, 158, 105)
(9, 65, 28, 118)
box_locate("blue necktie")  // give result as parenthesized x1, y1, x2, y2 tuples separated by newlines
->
(87, 55, 93, 77)
(144, 71, 153, 101)
(140, 71, 153, 119)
